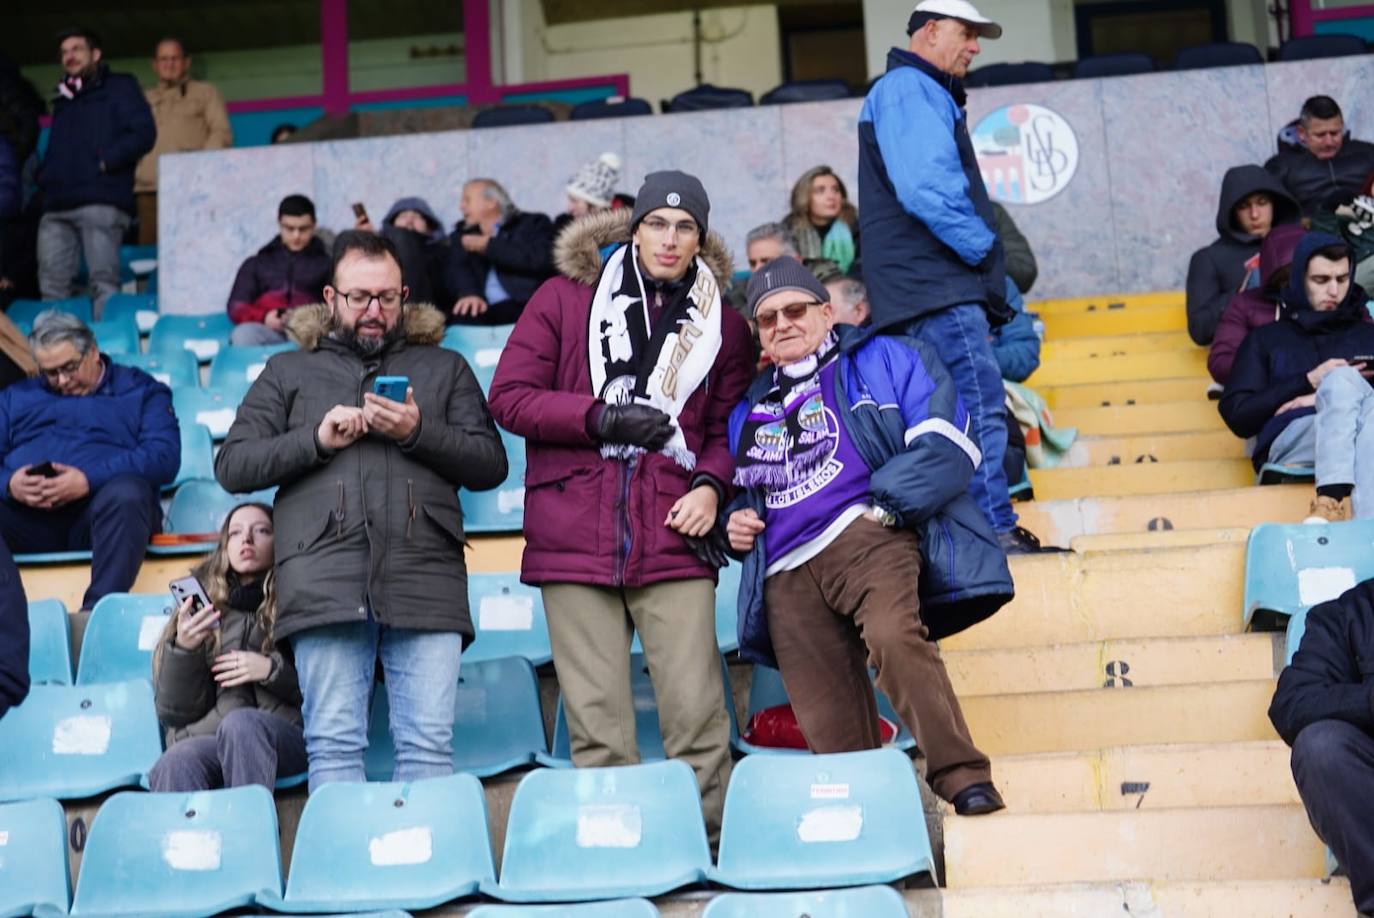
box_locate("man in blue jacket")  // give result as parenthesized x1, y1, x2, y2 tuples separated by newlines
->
(859, 1, 1045, 553)
(37, 27, 155, 316)
(0, 311, 179, 610)
(725, 258, 1010, 815)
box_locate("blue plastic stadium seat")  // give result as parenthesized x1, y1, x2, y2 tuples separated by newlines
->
(440, 323, 514, 392)
(759, 79, 850, 105)
(464, 573, 552, 665)
(965, 61, 1055, 87)
(0, 679, 163, 801)
(71, 785, 281, 916)
(149, 313, 235, 363)
(78, 592, 175, 685)
(7, 296, 94, 327)
(733, 664, 914, 756)
(89, 315, 140, 355)
(461, 427, 525, 533)
(1243, 519, 1374, 631)
(364, 656, 547, 780)
(165, 479, 277, 538)
(469, 901, 659, 917)
(665, 84, 753, 113)
(473, 105, 556, 128)
(711, 748, 933, 889)
(1278, 33, 1368, 61)
(702, 885, 909, 917)
(570, 97, 654, 120)
(103, 291, 159, 334)
(541, 653, 737, 766)
(262, 773, 495, 912)
(119, 243, 158, 282)
(1258, 462, 1314, 485)
(116, 348, 199, 389)
(1285, 607, 1308, 666)
(168, 423, 215, 492)
(28, 598, 74, 685)
(489, 760, 711, 902)
(630, 563, 739, 654)
(172, 385, 247, 439)
(1073, 52, 1155, 79)
(13, 548, 94, 565)
(1172, 41, 1263, 70)
(0, 797, 71, 917)
(208, 343, 296, 388)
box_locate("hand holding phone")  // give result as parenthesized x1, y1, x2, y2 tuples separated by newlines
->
(363, 376, 419, 441)
(169, 575, 219, 651)
(28, 461, 57, 478)
(372, 375, 410, 403)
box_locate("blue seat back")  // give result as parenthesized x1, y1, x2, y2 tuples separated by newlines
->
(734, 665, 914, 755)
(666, 84, 753, 113)
(469, 900, 659, 917)
(103, 291, 159, 333)
(631, 563, 739, 654)
(207, 342, 296, 388)
(166, 478, 277, 536)
(273, 774, 495, 911)
(1243, 520, 1374, 630)
(570, 97, 654, 120)
(1285, 607, 1308, 666)
(464, 573, 551, 665)
(170, 423, 215, 491)
(7, 296, 93, 327)
(473, 105, 556, 128)
(0, 797, 71, 917)
(702, 885, 909, 917)
(89, 315, 140, 355)
(365, 656, 547, 780)
(116, 347, 200, 389)
(72, 785, 281, 916)
(149, 313, 235, 363)
(1073, 52, 1155, 78)
(1173, 41, 1263, 70)
(0, 679, 163, 801)
(78, 592, 175, 685)
(965, 61, 1055, 87)
(759, 79, 850, 105)
(441, 323, 515, 393)
(1278, 33, 1367, 61)
(495, 760, 711, 901)
(711, 748, 934, 889)
(172, 385, 247, 439)
(119, 244, 158, 280)
(28, 598, 73, 685)
(461, 427, 526, 533)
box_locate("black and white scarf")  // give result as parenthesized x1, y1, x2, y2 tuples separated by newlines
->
(734, 331, 840, 489)
(588, 241, 723, 470)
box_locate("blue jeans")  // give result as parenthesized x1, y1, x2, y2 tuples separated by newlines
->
(895, 305, 1017, 532)
(291, 622, 463, 792)
(1269, 367, 1374, 519)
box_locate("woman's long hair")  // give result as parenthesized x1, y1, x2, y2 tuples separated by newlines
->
(151, 503, 278, 680)
(785, 165, 859, 261)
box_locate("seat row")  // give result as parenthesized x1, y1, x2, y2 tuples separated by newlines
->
(2, 750, 929, 916)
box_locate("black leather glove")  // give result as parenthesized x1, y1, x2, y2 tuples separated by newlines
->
(684, 526, 731, 569)
(597, 403, 675, 451)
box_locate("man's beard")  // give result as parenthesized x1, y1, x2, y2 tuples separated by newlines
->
(331, 317, 404, 357)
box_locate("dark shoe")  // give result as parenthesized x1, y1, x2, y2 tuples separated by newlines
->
(952, 782, 1006, 816)
(998, 525, 1064, 554)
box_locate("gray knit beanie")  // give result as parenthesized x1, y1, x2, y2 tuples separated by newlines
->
(631, 170, 710, 236)
(567, 152, 621, 208)
(746, 256, 830, 315)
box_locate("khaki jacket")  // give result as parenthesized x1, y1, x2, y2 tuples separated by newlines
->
(135, 80, 232, 192)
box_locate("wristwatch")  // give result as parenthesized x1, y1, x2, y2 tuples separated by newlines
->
(870, 505, 898, 528)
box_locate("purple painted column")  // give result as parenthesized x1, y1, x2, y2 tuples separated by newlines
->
(1289, 0, 1314, 37)
(321, 0, 350, 115)
(464, 0, 499, 104)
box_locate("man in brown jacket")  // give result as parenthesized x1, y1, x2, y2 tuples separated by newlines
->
(134, 37, 231, 245)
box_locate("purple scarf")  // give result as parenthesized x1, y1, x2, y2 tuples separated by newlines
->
(733, 332, 840, 489)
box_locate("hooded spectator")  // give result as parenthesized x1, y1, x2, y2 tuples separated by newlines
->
(227, 194, 332, 346)
(356, 196, 448, 305)
(1267, 95, 1374, 218)
(786, 165, 860, 276)
(1208, 224, 1307, 385)
(1186, 164, 1300, 345)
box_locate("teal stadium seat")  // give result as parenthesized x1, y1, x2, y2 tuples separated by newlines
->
(169, 423, 215, 492)
(711, 749, 935, 890)
(1243, 519, 1374, 630)
(172, 386, 247, 439)
(89, 315, 139, 355)
(261, 773, 495, 912)
(28, 598, 74, 685)
(440, 323, 514, 391)
(464, 573, 552, 665)
(733, 664, 914, 755)
(77, 592, 174, 685)
(468, 901, 659, 917)
(103, 291, 159, 334)
(164, 479, 277, 538)
(540, 653, 738, 767)
(365, 656, 547, 780)
(119, 244, 158, 283)
(0, 797, 71, 918)
(207, 343, 296, 388)
(460, 427, 526, 533)
(632, 562, 740, 654)
(71, 785, 281, 917)
(7, 296, 93, 327)
(488, 760, 711, 902)
(1285, 607, 1308, 666)
(149, 313, 234, 363)
(115, 348, 199, 389)
(0, 679, 162, 801)
(702, 886, 909, 917)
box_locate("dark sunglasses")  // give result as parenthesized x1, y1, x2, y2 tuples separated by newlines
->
(755, 300, 824, 330)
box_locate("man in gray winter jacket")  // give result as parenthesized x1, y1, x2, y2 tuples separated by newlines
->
(216, 230, 508, 791)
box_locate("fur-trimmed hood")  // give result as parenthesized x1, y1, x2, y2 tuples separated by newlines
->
(284, 302, 448, 351)
(553, 209, 734, 288)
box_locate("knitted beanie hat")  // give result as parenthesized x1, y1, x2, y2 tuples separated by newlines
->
(567, 152, 622, 208)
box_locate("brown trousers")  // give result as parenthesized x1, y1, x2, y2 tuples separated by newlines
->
(764, 516, 991, 800)
(135, 192, 157, 245)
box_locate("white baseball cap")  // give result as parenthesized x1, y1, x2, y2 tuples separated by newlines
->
(910, 0, 1003, 40)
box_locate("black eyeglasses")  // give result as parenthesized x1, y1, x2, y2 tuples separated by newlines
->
(755, 300, 824, 330)
(335, 289, 404, 312)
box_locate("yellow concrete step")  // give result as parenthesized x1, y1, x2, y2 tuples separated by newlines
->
(1062, 430, 1246, 467)
(1041, 303, 1187, 338)
(1041, 331, 1195, 361)
(946, 633, 1277, 697)
(1027, 350, 1208, 387)
(950, 542, 1243, 650)
(934, 879, 1352, 918)
(988, 741, 1296, 814)
(1029, 290, 1185, 316)
(1044, 376, 1212, 409)
(1028, 459, 1253, 500)
(943, 805, 1323, 888)
(1068, 527, 1250, 553)
(1052, 401, 1226, 436)
(961, 679, 1277, 756)
(1016, 484, 1310, 545)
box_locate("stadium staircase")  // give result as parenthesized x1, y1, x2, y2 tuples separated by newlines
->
(17, 288, 1356, 916)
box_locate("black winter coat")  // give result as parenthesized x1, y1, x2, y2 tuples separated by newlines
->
(0, 538, 28, 719)
(39, 65, 154, 215)
(1266, 139, 1374, 218)
(444, 211, 555, 306)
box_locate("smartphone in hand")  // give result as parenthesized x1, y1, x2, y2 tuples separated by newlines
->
(352, 202, 368, 222)
(169, 575, 217, 626)
(373, 375, 410, 402)
(28, 461, 58, 478)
